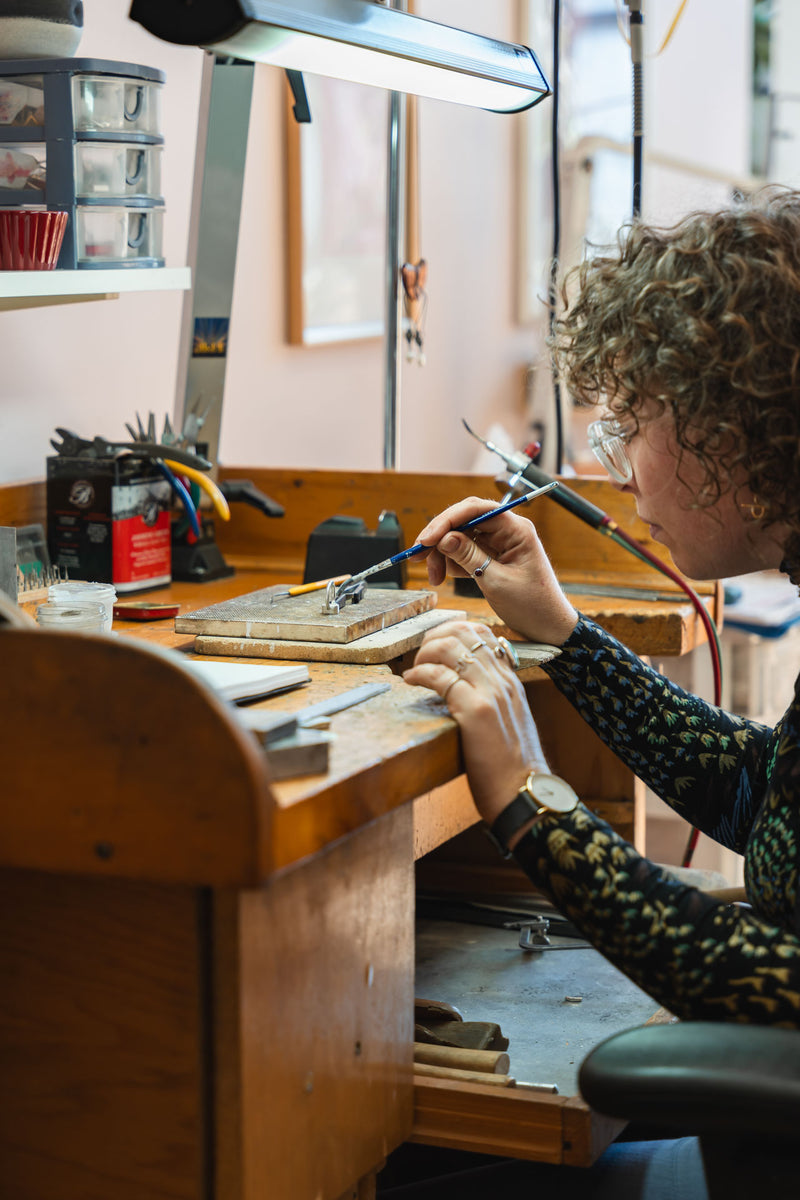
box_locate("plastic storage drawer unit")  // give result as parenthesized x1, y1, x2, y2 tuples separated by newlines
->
(0, 57, 165, 269)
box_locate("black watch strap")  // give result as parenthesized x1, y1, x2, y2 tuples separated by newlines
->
(486, 791, 541, 858)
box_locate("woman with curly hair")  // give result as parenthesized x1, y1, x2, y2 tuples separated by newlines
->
(398, 189, 800, 1198)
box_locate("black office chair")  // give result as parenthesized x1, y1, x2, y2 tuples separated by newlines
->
(579, 1022, 800, 1199)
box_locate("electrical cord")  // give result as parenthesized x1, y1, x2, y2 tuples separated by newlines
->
(625, 0, 644, 216)
(465, 424, 722, 868)
(602, 518, 720, 868)
(549, 0, 564, 471)
(463, 423, 724, 721)
(603, 522, 723, 702)
(538, 0, 705, 859)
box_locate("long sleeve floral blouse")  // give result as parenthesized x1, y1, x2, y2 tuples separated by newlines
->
(513, 615, 800, 1026)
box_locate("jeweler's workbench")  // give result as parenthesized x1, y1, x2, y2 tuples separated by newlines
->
(0, 468, 719, 1199)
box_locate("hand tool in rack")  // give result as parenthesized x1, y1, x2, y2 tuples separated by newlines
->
(49, 428, 212, 472)
(16, 563, 68, 595)
(179, 397, 212, 449)
(331, 480, 559, 606)
(127, 407, 204, 453)
(125, 417, 285, 517)
(161, 459, 231, 521)
(153, 462, 201, 537)
(218, 478, 285, 519)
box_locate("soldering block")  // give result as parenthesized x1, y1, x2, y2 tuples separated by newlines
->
(175, 586, 437, 645)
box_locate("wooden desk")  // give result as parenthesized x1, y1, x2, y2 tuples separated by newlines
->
(0, 470, 717, 1199)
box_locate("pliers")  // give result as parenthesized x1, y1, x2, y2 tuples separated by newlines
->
(162, 459, 230, 521)
(49, 428, 212, 472)
(153, 461, 201, 538)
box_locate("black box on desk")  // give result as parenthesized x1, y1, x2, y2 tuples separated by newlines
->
(47, 456, 171, 592)
(303, 512, 407, 588)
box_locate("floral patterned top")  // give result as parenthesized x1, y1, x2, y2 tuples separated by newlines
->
(513, 615, 800, 1026)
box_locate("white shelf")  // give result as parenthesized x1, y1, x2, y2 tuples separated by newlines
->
(0, 267, 191, 310)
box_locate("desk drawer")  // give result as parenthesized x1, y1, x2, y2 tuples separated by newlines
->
(412, 917, 657, 1167)
(412, 1074, 623, 1168)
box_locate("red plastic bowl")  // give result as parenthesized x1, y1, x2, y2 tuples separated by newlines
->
(0, 209, 68, 270)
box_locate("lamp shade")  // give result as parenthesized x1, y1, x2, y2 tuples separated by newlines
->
(129, 0, 550, 113)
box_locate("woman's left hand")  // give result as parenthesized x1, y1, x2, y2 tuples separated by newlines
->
(403, 619, 551, 825)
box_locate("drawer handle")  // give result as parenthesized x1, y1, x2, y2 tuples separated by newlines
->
(125, 149, 145, 187)
(127, 212, 147, 250)
(124, 84, 144, 122)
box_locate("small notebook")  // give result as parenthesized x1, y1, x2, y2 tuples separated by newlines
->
(181, 658, 310, 702)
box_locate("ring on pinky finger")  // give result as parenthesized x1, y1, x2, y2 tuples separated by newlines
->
(495, 636, 520, 670)
(442, 673, 462, 704)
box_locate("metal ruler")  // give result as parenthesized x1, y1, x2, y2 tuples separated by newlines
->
(238, 681, 391, 747)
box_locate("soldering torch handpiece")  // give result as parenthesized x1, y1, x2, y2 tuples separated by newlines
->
(519, 460, 610, 531)
(460, 417, 610, 531)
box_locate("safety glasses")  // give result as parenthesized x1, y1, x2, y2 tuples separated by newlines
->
(587, 417, 634, 484)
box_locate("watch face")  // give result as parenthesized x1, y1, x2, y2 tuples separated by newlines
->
(529, 774, 579, 813)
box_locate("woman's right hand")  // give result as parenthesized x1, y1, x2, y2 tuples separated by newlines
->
(416, 497, 579, 646)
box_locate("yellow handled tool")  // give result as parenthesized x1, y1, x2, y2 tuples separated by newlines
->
(162, 459, 231, 521)
(270, 575, 350, 602)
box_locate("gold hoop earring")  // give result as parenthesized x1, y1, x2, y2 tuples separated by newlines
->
(741, 498, 767, 520)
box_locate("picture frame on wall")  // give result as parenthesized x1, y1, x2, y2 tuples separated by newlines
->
(286, 73, 389, 346)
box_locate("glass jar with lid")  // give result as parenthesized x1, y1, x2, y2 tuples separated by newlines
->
(48, 580, 116, 632)
(36, 600, 107, 633)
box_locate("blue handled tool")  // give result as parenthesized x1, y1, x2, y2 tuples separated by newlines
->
(334, 480, 558, 601)
(154, 460, 201, 539)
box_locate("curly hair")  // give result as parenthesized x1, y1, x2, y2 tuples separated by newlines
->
(552, 187, 800, 564)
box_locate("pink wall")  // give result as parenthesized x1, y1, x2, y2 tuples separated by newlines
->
(0, 0, 758, 484)
(0, 0, 541, 482)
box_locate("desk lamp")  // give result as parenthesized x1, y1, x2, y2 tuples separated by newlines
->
(129, 0, 550, 113)
(129, 2, 552, 574)
(128, 0, 552, 475)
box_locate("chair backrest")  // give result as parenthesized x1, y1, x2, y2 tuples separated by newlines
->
(0, 626, 276, 886)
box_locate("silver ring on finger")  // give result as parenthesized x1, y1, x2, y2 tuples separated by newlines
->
(467, 638, 487, 653)
(455, 651, 475, 675)
(442, 674, 462, 703)
(472, 555, 492, 579)
(494, 636, 520, 669)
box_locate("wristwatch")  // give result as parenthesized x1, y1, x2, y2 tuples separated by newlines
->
(486, 771, 579, 857)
